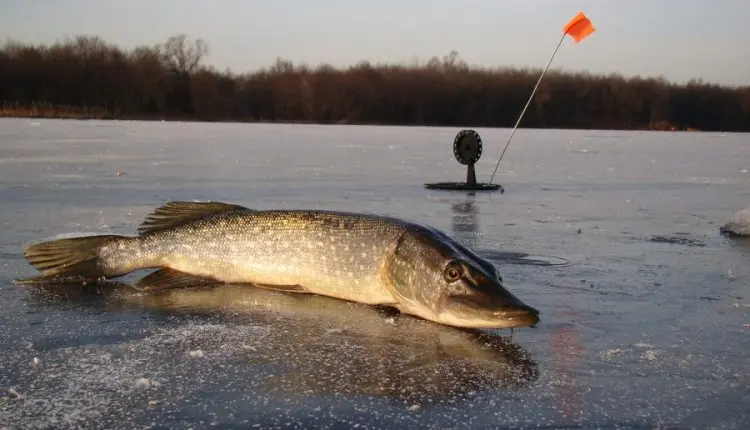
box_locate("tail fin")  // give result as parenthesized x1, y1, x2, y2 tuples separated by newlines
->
(22, 235, 124, 280)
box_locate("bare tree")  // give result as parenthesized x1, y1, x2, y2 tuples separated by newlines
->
(160, 34, 208, 75)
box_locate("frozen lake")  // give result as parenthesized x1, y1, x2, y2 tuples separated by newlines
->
(1, 118, 749, 429)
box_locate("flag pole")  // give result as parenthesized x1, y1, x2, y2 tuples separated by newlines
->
(488, 32, 566, 185)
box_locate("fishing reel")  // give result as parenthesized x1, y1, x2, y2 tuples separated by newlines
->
(452, 129, 483, 184)
(424, 129, 503, 192)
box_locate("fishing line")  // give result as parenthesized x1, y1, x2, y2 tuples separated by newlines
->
(488, 33, 565, 185)
(488, 12, 595, 185)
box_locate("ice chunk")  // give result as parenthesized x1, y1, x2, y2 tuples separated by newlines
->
(720, 207, 750, 237)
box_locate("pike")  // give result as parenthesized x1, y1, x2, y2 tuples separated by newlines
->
(17, 201, 540, 329)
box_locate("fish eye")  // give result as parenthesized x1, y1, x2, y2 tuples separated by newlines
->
(443, 262, 463, 282)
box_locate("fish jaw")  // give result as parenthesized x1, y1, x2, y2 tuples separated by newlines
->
(438, 311, 540, 330)
(437, 293, 540, 329)
(392, 289, 540, 330)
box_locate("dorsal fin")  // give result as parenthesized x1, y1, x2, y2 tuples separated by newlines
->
(138, 201, 250, 235)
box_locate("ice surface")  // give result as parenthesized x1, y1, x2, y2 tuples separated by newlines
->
(1, 118, 749, 428)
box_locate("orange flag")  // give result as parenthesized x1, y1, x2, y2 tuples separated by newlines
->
(564, 12, 595, 43)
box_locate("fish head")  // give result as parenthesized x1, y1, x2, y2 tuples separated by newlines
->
(385, 226, 540, 329)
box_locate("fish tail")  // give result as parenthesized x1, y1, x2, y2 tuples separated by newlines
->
(21, 234, 129, 280)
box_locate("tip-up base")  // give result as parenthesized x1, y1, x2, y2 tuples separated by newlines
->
(424, 182, 504, 192)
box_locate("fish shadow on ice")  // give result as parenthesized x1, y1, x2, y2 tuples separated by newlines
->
(22, 279, 540, 404)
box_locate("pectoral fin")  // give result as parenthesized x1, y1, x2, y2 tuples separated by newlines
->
(135, 268, 222, 290)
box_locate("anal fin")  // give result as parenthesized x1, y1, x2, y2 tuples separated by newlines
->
(252, 283, 311, 294)
(135, 268, 222, 291)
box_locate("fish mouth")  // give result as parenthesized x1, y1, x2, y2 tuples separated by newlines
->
(440, 294, 540, 329)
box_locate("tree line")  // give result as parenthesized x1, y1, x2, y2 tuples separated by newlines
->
(1, 34, 748, 131)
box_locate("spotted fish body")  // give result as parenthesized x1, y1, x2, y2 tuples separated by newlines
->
(101, 209, 407, 305)
(19, 201, 540, 329)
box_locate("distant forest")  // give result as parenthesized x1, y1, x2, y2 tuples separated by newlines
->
(1, 34, 748, 131)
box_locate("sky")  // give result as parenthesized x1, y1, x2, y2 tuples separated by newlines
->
(1, 0, 748, 86)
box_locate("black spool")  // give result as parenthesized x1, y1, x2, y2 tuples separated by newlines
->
(453, 129, 483, 166)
